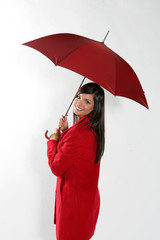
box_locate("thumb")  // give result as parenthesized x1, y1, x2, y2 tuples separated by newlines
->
(55, 128, 60, 133)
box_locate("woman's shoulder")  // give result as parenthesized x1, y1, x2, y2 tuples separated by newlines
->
(69, 122, 97, 141)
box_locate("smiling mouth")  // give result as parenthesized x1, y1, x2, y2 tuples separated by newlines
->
(75, 106, 83, 111)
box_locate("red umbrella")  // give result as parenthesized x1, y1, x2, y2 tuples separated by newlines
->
(23, 32, 149, 109)
(22, 32, 149, 139)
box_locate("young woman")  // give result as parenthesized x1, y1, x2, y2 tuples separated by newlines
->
(47, 82, 105, 240)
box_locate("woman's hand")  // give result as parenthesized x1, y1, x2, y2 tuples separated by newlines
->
(58, 115, 68, 131)
(48, 115, 68, 141)
(49, 128, 61, 141)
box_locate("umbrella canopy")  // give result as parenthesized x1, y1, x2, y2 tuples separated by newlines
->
(23, 32, 149, 109)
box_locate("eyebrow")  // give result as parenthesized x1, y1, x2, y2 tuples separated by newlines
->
(84, 98, 92, 102)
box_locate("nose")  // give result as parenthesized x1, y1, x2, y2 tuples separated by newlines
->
(77, 99, 82, 108)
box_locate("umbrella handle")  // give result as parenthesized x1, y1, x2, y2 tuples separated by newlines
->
(45, 130, 50, 140)
(45, 127, 61, 140)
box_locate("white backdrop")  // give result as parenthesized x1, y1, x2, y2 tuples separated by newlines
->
(0, 0, 160, 239)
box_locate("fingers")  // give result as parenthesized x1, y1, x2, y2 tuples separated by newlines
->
(55, 128, 60, 134)
(50, 128, 59, 136)
(60, 115, 67, 122)
(58, 119, 64, 128)
(59, 115, 65, 124)
(61, 115, 67, 120)
(49, 128, 60, 141)
(58, 115, 68, 125)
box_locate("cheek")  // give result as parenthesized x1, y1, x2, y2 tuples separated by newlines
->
(73, 99, 78, 105)
(89, 103, 94, 111)
(85, 104, 93, 112)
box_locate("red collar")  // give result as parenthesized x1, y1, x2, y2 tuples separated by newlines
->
(74, 114, 90, 126)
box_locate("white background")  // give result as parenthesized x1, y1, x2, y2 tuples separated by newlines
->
(0, 0, 160, 239)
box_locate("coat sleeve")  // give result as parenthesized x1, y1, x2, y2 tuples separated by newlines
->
(47, 131, 83, 177)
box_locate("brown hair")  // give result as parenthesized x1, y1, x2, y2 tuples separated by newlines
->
(73, 83, 105, 164)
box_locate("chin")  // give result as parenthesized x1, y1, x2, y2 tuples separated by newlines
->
(73, 111, 82, 118)
(74, 113, 82, 117)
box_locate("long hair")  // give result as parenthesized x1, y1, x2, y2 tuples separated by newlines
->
(73, 82, 105, 164)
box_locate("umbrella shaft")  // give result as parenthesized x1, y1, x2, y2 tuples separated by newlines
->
(64, 77, 86, 116)
(64, 31, 110, 117)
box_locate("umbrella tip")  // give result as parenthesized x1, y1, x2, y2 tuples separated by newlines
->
(102, 30, 110, 43)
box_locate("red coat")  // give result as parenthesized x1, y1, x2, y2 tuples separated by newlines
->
(47, 115, 101, 240)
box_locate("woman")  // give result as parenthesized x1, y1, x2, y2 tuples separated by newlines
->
(47, 82, 105, 240)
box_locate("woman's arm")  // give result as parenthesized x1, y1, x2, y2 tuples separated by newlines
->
(47, 130, 82, 177)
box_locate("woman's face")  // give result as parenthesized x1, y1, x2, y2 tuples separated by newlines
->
(73, 93, 94, 119)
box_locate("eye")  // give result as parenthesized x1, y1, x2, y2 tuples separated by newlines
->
(85, 100, 90, 104)
(76, 95, 80, 99)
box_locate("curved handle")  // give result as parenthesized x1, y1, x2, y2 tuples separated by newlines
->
(45, 130, 50, 140)
(45, 128, 61, 140)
